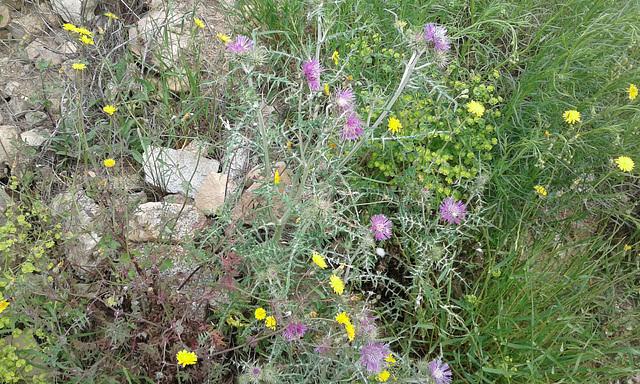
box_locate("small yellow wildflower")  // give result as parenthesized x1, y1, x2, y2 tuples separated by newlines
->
(616, 156, 634, 172)
(98, 27, 104, 34)
(324, 83, 330, 96)
(388, 117, 402, 134)
(72, 63, 86, 70)
(466, 101, 485, 117)
(312, 252, 327, 269)
(103, 105, 117, 115)
(81, 35, 94, 45)
(544, 130, 550, 139)
(310, 311, 317, 317)
(59, 67, 65, 73)
(534, 185, 547, 196)
(176, 350, 197, 367)
(378, 371, 390, 382)
(628, 84, 638, 100)
(335, 312, 350, 325)
(0, 300, 9, 314)
(74, 27, 91, 35)
(104, 12, 118, 19)
(331, 51, 340, 65)
(345, 322, 355, 341)
(274, 170, 281, 184)
(104, 158, 115, 168)
(384, 354, 396, 363)
(394, 20, 407, 29)
(329, 274, 344, 295)
(624, 244, 632, 251)
(63, 23, 77, 31)
(563, 110, 580, 124)
(265, 316, 277, 330)
(194, 17, 205, 28)
(217, 33, 230, 42)
(255, 308, 266, 320)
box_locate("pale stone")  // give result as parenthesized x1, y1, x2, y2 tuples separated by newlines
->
(0, 6, 10, 29)
(143, 145, 220, 196)
(50, 0, 97, 25)
(128, 202, 207, 243)
(21, 129, 49, 146)
(0, 125, 19, 162)
(25, 39, 76, 67)
(195, 172, 237, 214)
(24, 111, 48, 126)
(222, 133, 251, 184)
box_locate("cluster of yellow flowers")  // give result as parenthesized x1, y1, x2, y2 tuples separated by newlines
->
(254, 307, 277, 330)
(335, 312, 355, 341)
(63, 23, 94, 45)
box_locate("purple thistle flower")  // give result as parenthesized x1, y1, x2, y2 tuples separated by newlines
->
(370, 214, 392, 241)
(424, 23, 451, 53)
(252, 368, 260, 375)
(358, 342, 391, 372)
(282, 323, 308, 340)
(302, 57, 323, 91)
(227, 35, 254, 53)
(340, 110, 364, 142)
(360, 315, 377, 336)
(334, 87, 355, 112)
(428, 359, 452, 384)
(439, 198, 466, 225)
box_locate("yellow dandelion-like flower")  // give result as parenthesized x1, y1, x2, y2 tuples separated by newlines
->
(377, 371, 390, 382)
(104, 158, 115, 168)
(335, 312, 350, 325)
(388, 117, 402, 134)
(331, 51, 340, 65)
(255, 308, 266, 320)
(217, 33, 230, 42)
(544, 130, 550, 139)
(624, 244, 632, 251)
(345, 322, 355, 341)
(312, 252, 327, 269)
(394, 20, 407, 29)
(563, 110, 580, 124)
(628, 84, 638, 100)
(265, 316, 277, 330)
(466, 101, 485, 117)
(329, 274, 344, 295)
(63, 23, 77, 31)
(105, 12, 118, 19)
(194, 17, 205, 28)
(81, 35, 94, 45)
(274, 170, 281, 184)
(74, 27, 91, 35)
(176, 350, 197, 367)
(98, 27, 104, 34)
(534, 185, 547, 196)
(103, 105, 117, 115)
(384, 354, 396, 363)
(0, 300, 9, 314)
(324, 83, 330, 96)
(616, 156, 634, 172)
(72, 63, 86, 70)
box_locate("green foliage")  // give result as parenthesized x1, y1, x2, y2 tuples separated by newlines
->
(362, 66, 501, 199)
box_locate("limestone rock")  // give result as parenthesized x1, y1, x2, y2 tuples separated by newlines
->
(0, 125, 19, 162)
(51, 190, 104, 276)
(143, 145, 220, 196)
(24, 111, 48, 126)
(25, 39, 75, 67)
(128, 202, 207, 243)
(21, 129, 49, 147)
(222, 133, 251, 184)
(195, 172, 237, 214)
(0, 6, 10, 29)
(50, 0, 97, 25)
